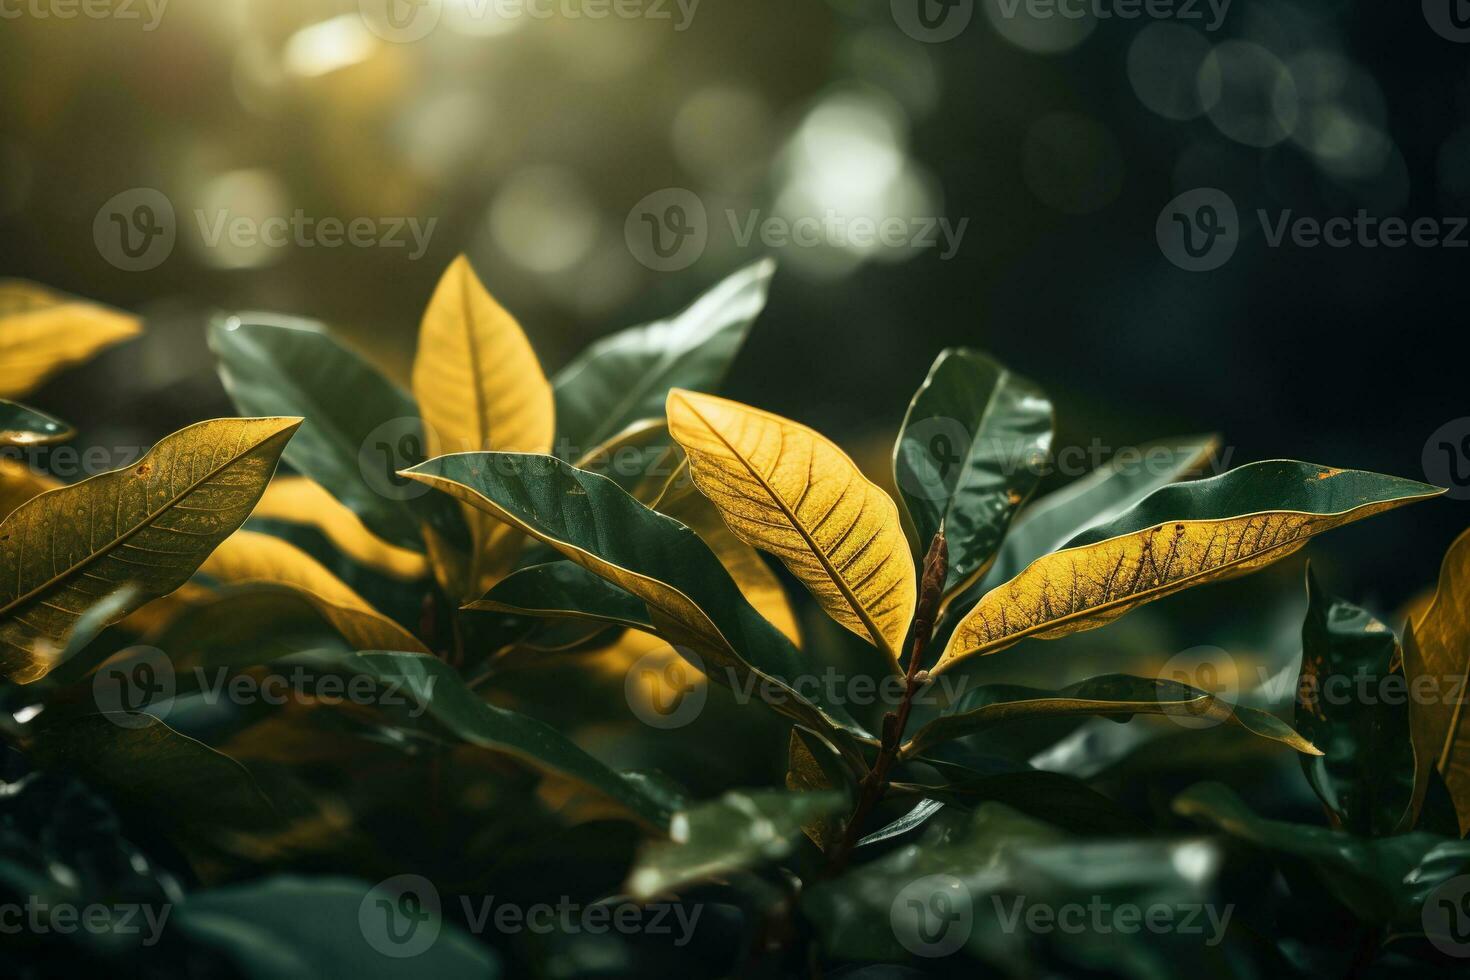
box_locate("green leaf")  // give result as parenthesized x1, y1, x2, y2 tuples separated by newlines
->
(625, 788, 847, 900)
(401, 453, 865, 745)
(173, 876, 499, 979)
(345, 650, 675, 828)
(803, 803, 1228, 975)
(901, 673, 1319, 760)
(939, 461, 1443, 671)
(894, 349, 1053, 596)
(552, 259, 773, 453)
(209, 312, 438, 551)
(0, 417, 301, 682)
(1174, 782, 1470, 924)
(891, 770, 1141, 836)
(1296, 566, 1414, 835)
(0, 398, 73, 446)
(465, 560, 652, 632)
(857, 798, 945, 846)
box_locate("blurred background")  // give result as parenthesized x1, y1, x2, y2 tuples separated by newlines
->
(1, 0, 1466, 609)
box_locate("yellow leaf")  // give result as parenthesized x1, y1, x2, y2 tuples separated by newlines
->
(201, 530, 428, 654)
(0, 281, 141, 398)
(1403, 528, 1470, 835)
(937, 463, 1441, 673)
(0, 458, 59, 521)
(657, 474, 801, 646)
(252, 476, 429, 581)
(665, 389, 916, 665)
(0, 417, 301, 682)
(411, 256, 553, 592)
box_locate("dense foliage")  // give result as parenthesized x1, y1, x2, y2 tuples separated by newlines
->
(0, 262, 1467, 978)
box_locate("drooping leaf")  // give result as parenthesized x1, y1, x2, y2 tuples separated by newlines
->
(956, 435, 1219, 615)
(1295, 565, 1414, 835)
(901, 673, 1319, 759)
(209, 312, 430, 551)
(412, 255, 554, 593)
(893, 349, 1052, 597)
(199, 531, 429, 654)
(938, 462, 1441, 671)
(466, 560, 653, 632)
(1174, 781, 1470, 924)
(251, 475, 429, 581)
(553, 259, 774, 452)
(172, 876, 500, 980)
(625, 788, 847, 900)
(666, 389, 916, 666)
(1403, 527, 1470, 835)
(0, 398, 73, 446)
(0, 281, 141, 398)
(345, 650, 673, 828)
(0, 417, 301, 682)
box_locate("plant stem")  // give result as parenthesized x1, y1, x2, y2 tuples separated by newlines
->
(825, 531, 947, 875)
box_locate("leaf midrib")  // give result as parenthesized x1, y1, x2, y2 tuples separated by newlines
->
(0, 424, 282, 619)
(679, 396, 892, 658)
